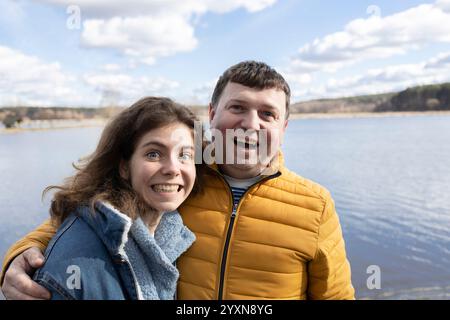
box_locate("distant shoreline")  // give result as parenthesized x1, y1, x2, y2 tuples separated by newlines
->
(2, 111, 450, 134)
(0, 119, 107, 134)
(287, 110, 450, 120)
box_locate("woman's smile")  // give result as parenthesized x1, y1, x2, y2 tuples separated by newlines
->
(151, 183, 183, 193)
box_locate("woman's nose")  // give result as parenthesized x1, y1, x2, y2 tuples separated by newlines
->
(160, 156, 181, 176)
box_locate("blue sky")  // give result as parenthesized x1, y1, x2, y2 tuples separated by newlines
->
(1, 0, 450, 107)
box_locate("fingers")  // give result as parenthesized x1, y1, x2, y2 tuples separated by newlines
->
(2, 284, 47, 300)
(9, 270, 51, 299)
(2, 249, 51, 300)
(22, 247, 45, 269)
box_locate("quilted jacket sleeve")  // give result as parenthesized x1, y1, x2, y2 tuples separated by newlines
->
(307, 194, 355, 300)
(1, 219, 57, 285)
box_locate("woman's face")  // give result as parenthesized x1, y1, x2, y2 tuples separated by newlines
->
(120, 122, 196, 213)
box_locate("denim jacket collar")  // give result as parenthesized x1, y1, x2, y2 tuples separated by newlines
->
(77, 201, 194, 262)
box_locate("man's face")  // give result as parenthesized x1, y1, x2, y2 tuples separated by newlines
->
(209, 82, 288, 178)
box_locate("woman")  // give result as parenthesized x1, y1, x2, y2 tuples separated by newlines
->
(32, 97, 203, 300)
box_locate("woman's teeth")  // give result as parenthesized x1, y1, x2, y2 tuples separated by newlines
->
(152, 184, 181, 192)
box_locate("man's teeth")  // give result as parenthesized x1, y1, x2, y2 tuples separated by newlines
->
(152, 184, 180, 192)
(235, 138, 258, 148)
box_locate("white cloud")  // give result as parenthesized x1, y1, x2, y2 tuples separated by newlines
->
(293, 52, 450, 101)
(82, 72, 180, 106)
(424, 51, 450, 69)
(436, 0, 450, 12)
(0, 46, 184, 107)
(40, 0, 277, 17)
(0, 46, 83, 106)
(38, 0, 277, 65)
(101, 63, 121, 72)
(187, 78, 219, 105)
(289, 1, 450, 73)
(282, 72, 313, 88)
(81, 15, 197, 65)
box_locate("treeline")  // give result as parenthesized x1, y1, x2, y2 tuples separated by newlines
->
(375, 83, 450, 112)
(291, 82, 450, 113)
(290, 93, 393, 114)
(0, 105, 209, 129)
(2, 83, 450, 128)
(0, 106, 122, 128)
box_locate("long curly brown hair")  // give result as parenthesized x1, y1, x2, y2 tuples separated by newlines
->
(44, 97, 205, 226)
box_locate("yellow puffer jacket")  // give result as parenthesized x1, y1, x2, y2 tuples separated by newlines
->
(177, 160, 354, 300)
(1, 157, 354, 300)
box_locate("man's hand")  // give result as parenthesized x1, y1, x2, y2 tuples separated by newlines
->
(1, 247, 51, 300)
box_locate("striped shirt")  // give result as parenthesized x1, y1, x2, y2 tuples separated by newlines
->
(230, 187, 247, 207)
(222, 174, 263, 208)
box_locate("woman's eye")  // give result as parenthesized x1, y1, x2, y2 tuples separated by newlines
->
(179, 152, 193, 161)
(146, 151, 160, 160)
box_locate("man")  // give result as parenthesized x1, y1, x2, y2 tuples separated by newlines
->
(1, 61, 355, 300)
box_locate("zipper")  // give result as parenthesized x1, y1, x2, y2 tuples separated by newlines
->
(216, 171, 281, 300)
(217, 200, 237, 300)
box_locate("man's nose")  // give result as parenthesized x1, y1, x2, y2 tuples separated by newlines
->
(240, 110, 261, 131)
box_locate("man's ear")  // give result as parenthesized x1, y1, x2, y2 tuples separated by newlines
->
(119, 159, 129, 180)
(208, 103, 215, 123)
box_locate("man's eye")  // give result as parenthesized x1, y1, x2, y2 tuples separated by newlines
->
(230, 105, 244, 111)
(262, 111, 275, 118)
(146, 151, 160, 160)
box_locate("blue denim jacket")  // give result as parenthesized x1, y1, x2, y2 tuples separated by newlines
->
(33, 202, 195, 300)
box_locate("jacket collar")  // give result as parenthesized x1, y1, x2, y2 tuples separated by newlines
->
(77, 201, 194, 261)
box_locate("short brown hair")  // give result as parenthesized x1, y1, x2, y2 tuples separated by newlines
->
(44, 97, 204, 226)
(211, 60, 291, 118)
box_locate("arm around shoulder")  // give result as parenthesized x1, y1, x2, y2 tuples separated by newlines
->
(1, 219, 57, 285)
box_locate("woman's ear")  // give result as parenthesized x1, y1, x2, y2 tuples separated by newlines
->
(119, 159, 129, 180)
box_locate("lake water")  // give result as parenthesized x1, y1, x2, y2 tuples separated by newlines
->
(1, 115, 449, 299)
